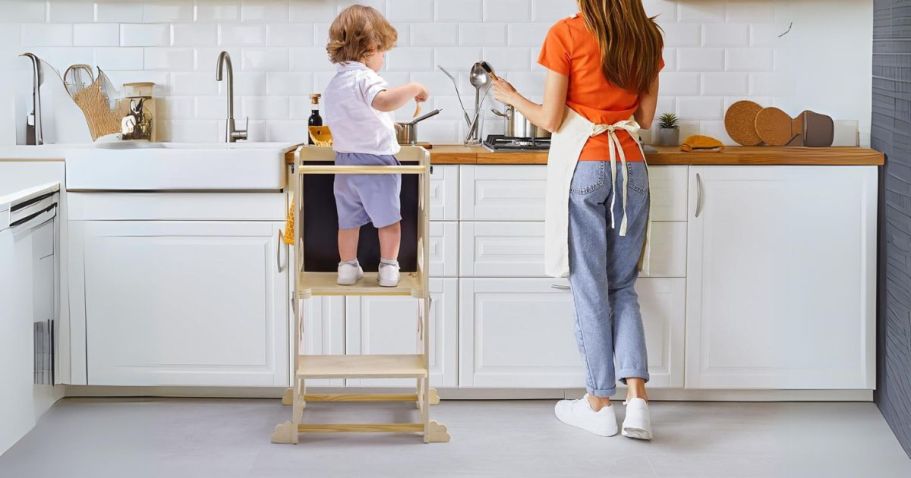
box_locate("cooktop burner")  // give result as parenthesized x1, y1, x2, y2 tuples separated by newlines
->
(483, 135, 551, 151)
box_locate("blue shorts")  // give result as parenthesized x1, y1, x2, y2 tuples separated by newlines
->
(333, 153, 402, 230)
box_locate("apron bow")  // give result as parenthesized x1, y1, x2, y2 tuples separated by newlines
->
(591, 120, 642, 236)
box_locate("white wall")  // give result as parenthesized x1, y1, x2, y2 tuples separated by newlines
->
(0, 0, 872, 146)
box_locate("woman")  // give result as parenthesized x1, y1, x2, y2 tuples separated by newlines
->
(493, 0, 663, 440)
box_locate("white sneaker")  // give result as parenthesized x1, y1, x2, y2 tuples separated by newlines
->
(378, 260, 400, 287)
(337, 261, 363, 285)
(554, 394, 618, 437)
(622, 398, 653, 440)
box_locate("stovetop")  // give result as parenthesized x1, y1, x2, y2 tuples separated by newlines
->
(483, 135, 551, 152)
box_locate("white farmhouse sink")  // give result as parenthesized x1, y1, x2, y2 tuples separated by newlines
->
(65, 142, 297, 191)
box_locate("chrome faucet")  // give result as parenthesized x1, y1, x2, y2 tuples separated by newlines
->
(215, 51, 247, 142)
(20, 53, 43, 145)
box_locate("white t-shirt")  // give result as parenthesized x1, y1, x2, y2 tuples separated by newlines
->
(323, 62, 400, 156)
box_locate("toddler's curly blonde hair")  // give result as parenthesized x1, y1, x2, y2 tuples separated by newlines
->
(327, 5, 398, 64)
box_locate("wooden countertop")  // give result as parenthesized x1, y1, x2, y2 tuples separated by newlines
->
(428, 145, 885, 166)
(285, 145, 884, 166)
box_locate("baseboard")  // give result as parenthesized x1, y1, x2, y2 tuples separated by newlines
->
(64, 385, 873, 402)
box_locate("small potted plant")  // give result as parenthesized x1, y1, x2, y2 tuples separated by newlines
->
(657, 112, 680, 147)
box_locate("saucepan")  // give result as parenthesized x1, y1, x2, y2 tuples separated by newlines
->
(491, 105, 551, 139)
(396, 108, 442, 145)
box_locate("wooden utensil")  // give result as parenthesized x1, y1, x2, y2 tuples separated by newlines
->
(725, 100, 764, 146)
(755, 107, 803, 147)
(413, 101, 422, 119)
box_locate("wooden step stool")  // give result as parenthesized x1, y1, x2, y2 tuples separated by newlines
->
(271, 145, 450, 445)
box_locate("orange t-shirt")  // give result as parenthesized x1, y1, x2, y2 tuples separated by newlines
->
(538, 14, 663, 162)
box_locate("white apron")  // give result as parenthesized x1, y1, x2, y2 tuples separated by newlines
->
(544, 108, 650, 278)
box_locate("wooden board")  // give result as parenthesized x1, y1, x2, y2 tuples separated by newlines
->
(725, 100, 764, 146)
(295, 271, 424, 299)
(296, 354, 427, 378)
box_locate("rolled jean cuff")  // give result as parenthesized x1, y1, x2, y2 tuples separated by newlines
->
(617, 369, 650, 385)
(587, 386, 617, 398)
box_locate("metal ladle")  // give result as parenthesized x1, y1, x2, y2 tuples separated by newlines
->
(466, 62, 493, 143)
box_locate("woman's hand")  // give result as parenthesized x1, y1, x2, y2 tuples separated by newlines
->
(492, 78, 519, 106)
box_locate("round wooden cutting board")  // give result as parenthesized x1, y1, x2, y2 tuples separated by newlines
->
(724, 100, 764, 146)
(755, 107, 801, 147)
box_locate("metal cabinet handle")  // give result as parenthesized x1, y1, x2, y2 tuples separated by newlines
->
(276, 230, 286, 273)
(695, 173, 704, 218)
(551, 283, 571, 291)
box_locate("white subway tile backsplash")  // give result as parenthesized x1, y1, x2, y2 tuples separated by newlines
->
(241, 1, 291, 23)
(145, 48, 195, 71)
(95, 2, 143, 23)
(21, 24, 72, 47)
(386, 46, 433, 71)
(0, 0, 870, 147)
(219, 24, 267, 46)
(267, 72, 313, 95)
(660, 72, 700, 95)
(290, 0, 337, 22)
(268, 23, 314, 46)
(412, 23, 458, 46)
(484, 0, 530, 22)
(507, 23, 548, 47)
(435, 0, 482, 22)
(701, 72, 748, 96)
(725, 48, 773, 72)
(74, 24, 120, 47)
(703, 24, 748, 47)
(459, 23, 506, 46)
(531, 0, 575, 22)
(197, 1, 242, 23)
(677, 96, 723, 120)
(677, 48, 723, 72)
(661, 23, 701, 47)
(172, 24, 218, 47)
(121, 24, 170, 47)
(0, 0, 46, 23)
(388, 0, 434, 22)
(48, 1, 94, 23)
(291, 46, 334, 71)
(726, 1, 774, 23)
(678, 2, 725, 23)
(242, 47, 290, 71)
(143, 2, 195, 23)
(434, 46, 481, 69)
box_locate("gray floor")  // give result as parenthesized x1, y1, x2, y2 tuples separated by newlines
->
(1, 398, 909, 478)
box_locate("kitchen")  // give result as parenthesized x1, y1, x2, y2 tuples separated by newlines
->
(1, 0, 910, 476)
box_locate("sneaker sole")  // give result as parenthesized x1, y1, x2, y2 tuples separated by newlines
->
(337, 274, 364, 286)
(555, 408, 618, 437)
(621, 427, 652, 440)
(377, 280, 399, 287)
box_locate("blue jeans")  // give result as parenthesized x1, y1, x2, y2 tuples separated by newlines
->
(567, 160, 650, 397)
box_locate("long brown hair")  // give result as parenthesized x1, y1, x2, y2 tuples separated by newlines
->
(577, 0, 664, 94)
(327, 5, 398, 64)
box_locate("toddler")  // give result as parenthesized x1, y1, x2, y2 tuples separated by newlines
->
(323, 5, 429, 287)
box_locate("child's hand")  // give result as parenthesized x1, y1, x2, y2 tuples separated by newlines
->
(411, 82, 429, 102)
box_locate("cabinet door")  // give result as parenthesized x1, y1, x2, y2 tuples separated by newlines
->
(77, 221, 289, 386)
(459, 278, 684, 388)
(430, 165, 459, 221)
(429, 221, 458, 277)
(685, 166, 877, 389)
(345, 279, 458, 387)
(460, 165, 547, 221)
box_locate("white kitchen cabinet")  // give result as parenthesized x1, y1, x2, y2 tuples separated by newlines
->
(299, 297, 345, 387)
(459, 220, 686, 278)
(71, 220, 289, 387)
(685, 166, 877, 389)
(459, 278, 684, 388)
(458, 165, 688, 222)
(429, 221, 458, 277)
(345, 278, 458, 388)
(430, 165, 459, 221)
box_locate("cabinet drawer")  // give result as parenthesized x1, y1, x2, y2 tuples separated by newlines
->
(430, 165, 458, 221)
(430, 222, 458, 277)
(459, 165, 688, 222)
(459, 278, 684, 388)
(346, 278, 458, 387)
(459, 221, 686, 278)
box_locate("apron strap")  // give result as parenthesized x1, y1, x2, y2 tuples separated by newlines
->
(591, 120, 641, 237)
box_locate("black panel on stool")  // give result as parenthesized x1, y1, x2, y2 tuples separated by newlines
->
(302, 161, 418, 273)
